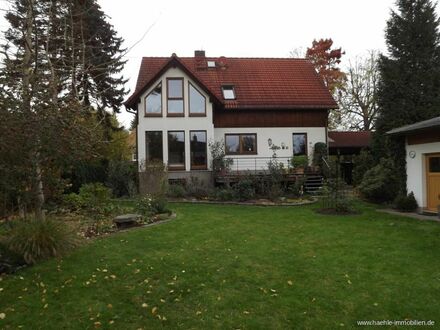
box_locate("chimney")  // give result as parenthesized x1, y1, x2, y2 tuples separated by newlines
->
(194, 50, 205, 57)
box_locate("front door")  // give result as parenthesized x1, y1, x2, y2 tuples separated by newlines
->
(427, 154, 440, 211)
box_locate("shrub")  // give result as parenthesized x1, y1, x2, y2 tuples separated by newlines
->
(352, 149, 374, 186)
(319, 179, 356, 214)
(394, 192, 418, 212)
(106, 160, 138, 197)
(135, 194, 170, 219)
(167, 184, 186, 198)
(288, 177, 305, 198)
(150, 195, 170, 214)
(358, 158, 400, 202)
(138, 160, 168, 195)
(0, 218, 79, 265)
(291, 155, 309, 169)
(312, 142, 327, 169)
(62, 182, 112, 214)
(78, 183, 112, 208)
(0, 235, 25, 273)
(209, 141, 233, 173)
(62, 192, 84, 211)
(233, 179, 255, 201)
(185, 177, 211, 199)
(213, 187, 235, 201)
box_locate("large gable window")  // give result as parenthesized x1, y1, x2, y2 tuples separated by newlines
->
(190, 131, 207, 169)
(145, 131, 163, 162)
(145, 83, 162, 116)
(222, 85, 236, 100)
(167, 78, 184, 116)
(189, 83, 206, 116)
(225, 134, 257, 155)
(292, 133, 307, 156)
(168, 131, 185, 170)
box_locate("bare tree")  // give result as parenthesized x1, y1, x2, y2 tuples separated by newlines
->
(337, 51, 380, 131)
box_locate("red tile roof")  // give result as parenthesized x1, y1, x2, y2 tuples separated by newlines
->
(125, 54, 337, 110)
(328, 131, 372, 148)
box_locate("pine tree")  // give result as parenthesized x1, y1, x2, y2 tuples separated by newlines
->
(0, 0, 127, 218)
(374, 0, 440, 193)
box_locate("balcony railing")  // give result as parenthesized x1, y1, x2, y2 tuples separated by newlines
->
(226, 156, 293, 174)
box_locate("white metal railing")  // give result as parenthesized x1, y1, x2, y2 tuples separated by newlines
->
(226, 156, 292, 173)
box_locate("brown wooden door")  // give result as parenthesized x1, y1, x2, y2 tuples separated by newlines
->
(427, 154, 440, 211)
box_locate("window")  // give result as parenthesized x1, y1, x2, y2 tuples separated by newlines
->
(189, 83, 206, 116)
(167, 78, 184, 116)
(292, 133, 307, 156)
(145, 131, 163, 162)
(190, 131, 207, 169)
(168, 131, 185, 169)
(225, 134, 257, 155)
(207, 60, 216, 68)
(429, 156, 440, 173)
(145, 83, 162, 116)
(222, 85, 236, 100)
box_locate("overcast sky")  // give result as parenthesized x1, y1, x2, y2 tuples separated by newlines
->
(1, 0, 439, 127)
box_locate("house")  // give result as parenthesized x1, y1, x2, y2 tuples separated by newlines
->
(328, 131, 372, 184)
(124, 51, 337, 188)
(387, 116, 440, 213)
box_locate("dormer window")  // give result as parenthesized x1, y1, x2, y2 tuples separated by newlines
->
(207, 61, 216, 68)
(222, 85, 236, 100)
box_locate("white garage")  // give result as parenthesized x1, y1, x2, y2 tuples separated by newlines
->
(388, 117, 440, 213)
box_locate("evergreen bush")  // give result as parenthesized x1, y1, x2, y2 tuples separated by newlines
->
(358, 158, 400, 202)
(394, 192, 418, 212)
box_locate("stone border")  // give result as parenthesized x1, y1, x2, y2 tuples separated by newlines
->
(378, 209, 440, 223)
(168, 198, 317, 207)
(141, 212, 177, 228)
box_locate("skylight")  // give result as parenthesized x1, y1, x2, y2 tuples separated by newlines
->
(222, 86, 236, 100)
(207, 60, 216, 68)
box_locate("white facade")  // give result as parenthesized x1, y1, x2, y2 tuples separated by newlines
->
(137, 67, 327, 176)
(137, 67, 214, 171)
(406, 141, 440, 209)
(214, 127, 326, 171)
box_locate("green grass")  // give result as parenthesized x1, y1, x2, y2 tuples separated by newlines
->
(1, 202, 440, 329)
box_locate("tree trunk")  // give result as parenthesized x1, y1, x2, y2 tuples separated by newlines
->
(22, 0, 46, 220)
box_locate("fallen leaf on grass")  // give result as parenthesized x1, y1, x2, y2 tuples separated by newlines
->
(151, 307, 158, 315)
(196, 311, 202, 315)
(0, 313, 5, 319)
(142, 303, 148, 308)
(243, 311, 250, 315)
(287, 280, 293, 286)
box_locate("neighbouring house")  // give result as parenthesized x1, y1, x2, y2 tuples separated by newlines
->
(124, 51, 337, 189)
(328, 131, 371, 184)
(387, 116, 440, 213)
(128, 130, 137, 161)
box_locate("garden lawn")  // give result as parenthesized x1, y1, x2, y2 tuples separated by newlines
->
(1, 202, 440, 329)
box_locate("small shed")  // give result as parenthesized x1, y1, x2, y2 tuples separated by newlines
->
(328, 131, 372, 184)
(387, 116, 440, 213)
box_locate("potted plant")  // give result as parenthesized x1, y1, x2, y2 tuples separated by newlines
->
(290, 155, 309, 174)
